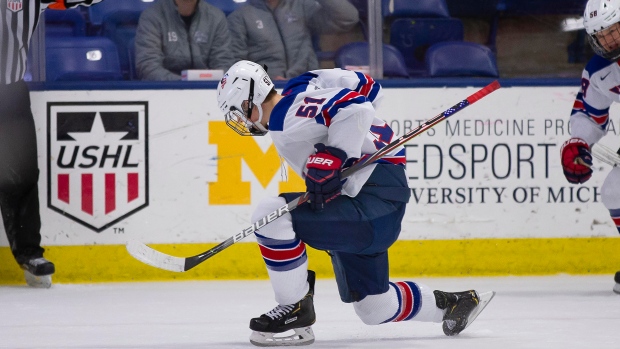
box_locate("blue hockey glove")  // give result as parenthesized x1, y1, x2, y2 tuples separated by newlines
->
(561, 138, 593, 184)
(304, 143, 347, 211)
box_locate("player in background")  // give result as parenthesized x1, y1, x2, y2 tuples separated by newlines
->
(561, 0, 620, 294)
(0, 0, 104, 288)
(216, 60, 495, 347)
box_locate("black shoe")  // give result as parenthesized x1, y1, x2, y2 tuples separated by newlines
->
(434, 290, 481, 336)
(19, 257, 55, 288)
(20, 257, 55, 276)
(249, 270, 316, 346)
(614, 271, 620, 295)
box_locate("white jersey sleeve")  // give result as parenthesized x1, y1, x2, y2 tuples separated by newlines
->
(570, 55, 618, 145)
(270, 69, 405, 197)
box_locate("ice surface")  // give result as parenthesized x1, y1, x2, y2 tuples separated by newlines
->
(1, 275, 618, 349)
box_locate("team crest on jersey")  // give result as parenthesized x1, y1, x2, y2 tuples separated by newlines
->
(47, 102, 149, 232)
(7, 0, 23, 12)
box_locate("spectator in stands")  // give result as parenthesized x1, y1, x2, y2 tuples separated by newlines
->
(227, 0, 359, 80)
(135, 0, 234, 80)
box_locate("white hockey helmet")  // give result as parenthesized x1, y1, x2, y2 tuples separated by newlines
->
(216, 60, 274, 136)
(584, 0, 620, 60)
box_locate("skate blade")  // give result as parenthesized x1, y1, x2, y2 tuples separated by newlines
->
(24, 271, 52, 288)
(463, 291, 495, 331)
(613, 283, 620, 295)
(250, 326, 315, 347)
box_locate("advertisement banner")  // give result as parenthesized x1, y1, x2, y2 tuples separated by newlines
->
(0, 86, 617, 247)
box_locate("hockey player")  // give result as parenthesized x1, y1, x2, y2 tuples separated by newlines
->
(216, 60, 495, 346)
(561, 0, 620, 295)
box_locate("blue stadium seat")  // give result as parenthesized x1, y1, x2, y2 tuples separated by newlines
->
(335, 42, 410, 78)
(87, 0, 155, 79)
(500, 0, 586, 15)
(88, 0, 154, 28)
(100, 11, 142, 80)
(445, 0, 500, 53)
(382, 0, 450, 19)
(445, 0, 500, 18)
(204, 0, 247, 16)
(389, 18, 464, 76)
(46, 36, 123, 81)
(44, 8, 86, 37)
(425, 41, 499, 77)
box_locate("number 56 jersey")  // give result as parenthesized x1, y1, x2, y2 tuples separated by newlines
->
(269, 69, 406, 197)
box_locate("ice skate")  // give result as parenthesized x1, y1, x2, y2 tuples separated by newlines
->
(434, 289, 495, 336)
(614, 271, 620, 295)
(249, 270, 316, 347)
(20, 257, 55, 288)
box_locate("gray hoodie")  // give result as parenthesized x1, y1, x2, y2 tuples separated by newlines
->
(135, 0, 234, 81)
(227, 0, 359, 79)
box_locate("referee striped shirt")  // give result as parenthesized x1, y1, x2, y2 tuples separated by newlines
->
(0, 0, 102, 85)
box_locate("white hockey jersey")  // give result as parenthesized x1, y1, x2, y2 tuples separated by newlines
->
(570, 55, 620, 144)
(269, 68, 405, 197)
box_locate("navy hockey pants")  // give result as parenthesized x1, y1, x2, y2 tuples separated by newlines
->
(281, 164, 410, 303)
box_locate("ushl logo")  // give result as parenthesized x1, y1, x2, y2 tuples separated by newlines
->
(47, 102, 149, 232)
(7, 0, 23, 12)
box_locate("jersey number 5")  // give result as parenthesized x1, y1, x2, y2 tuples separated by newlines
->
(295, 97, 326, 118)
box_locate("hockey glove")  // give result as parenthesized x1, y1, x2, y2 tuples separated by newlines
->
(561, 138, 593, 184)
(304, 143, 348, 211)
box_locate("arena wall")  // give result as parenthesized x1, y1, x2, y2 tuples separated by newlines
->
(2, 84, 619, 283)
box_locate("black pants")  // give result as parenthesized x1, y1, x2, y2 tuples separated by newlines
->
(0, 80, 43, 264)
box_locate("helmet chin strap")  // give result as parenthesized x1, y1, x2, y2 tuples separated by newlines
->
(247, 77, 268, 134)
(252, 104, 269, 134)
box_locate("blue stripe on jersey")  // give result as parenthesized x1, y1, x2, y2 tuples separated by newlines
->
(585, 55, 615, 77)
(318, 90, 367, 126)
(573, 92, 609, 116)
(282, 72, 318, 96)
(583, 100, 609, 117)
(269, 94, 296, 132)
(354, 71, 380, 102)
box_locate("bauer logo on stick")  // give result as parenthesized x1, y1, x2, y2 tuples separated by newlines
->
(47, 102, 149, 232)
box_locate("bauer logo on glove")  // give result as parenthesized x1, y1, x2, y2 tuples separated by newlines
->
(304, 143, 348, 211)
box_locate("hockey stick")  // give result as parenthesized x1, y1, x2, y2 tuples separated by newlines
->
(126, 80, 501, 272)
(591, 143, 620, 167)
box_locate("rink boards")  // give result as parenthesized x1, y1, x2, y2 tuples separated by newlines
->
(1, 85, 619, 283)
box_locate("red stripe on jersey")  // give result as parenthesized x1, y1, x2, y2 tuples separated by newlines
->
(612, 217, 620, 226)
(360, 75, 375, 96)
(321, 91, 360, 126)
(393, 282, 414, 322)
(381, 157, 407, 166)
(572, 100, 584, 110)
(259, 240, 307, 262)
(592, 114, 609, 125)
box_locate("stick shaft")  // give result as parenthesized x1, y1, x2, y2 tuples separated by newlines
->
(128, 81, 501, 272)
